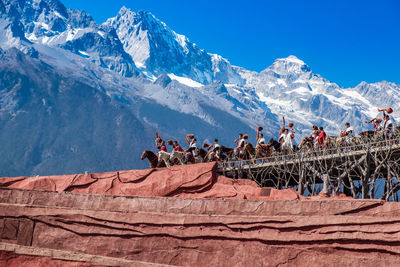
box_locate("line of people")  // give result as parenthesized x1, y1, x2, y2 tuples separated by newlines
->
(155, 132, 222, 162)
(153, 107, 396, 163)
(365, 108, 394, 138)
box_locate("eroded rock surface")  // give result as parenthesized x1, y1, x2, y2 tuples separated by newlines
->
(0, 162, 305, 200)
(1, 163, 400, 266)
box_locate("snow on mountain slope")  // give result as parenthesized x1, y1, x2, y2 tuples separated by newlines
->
(239, 55, 400, 137)
(104, 7, 212, 83)
(3, 0, 395, 139)
(104, 7, 244, 85)
(0, 42, 267, 176)
(0, 0, 399, 177)
(0, 0, 140, 77)
(103, 5, 400, 138)
(167, 73, 203, 88)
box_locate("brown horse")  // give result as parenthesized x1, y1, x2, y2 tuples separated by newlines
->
(141, 150, 166, 168)
(323, 136, 337, 150)
(256, 144, 274, 159)
(195, 148, 208, 163)
(299, 138, 314, 151)
(336, 136, 361, 149)
(220, 145, 235, 160)
(243, 142, 256, 160)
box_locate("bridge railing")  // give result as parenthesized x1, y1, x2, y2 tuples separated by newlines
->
(220, 134, 400, 169)
(218, 134, 400, 201)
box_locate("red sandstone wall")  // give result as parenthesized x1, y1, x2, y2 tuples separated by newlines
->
(0, 162, 304, 200)
(1, 163, 400, 266)
(1, 188, 400, 266)
(0, 251, 98, 267)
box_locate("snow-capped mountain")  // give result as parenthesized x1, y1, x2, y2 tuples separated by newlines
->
(104, 7, 244, 85)
(103, 6, 399, 136)
(0, 0, 139, 77)
(240, 56, 400, 136)
(0, 0, 399, 176)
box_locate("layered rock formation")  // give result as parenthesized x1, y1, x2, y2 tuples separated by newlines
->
(1, 163, 400, 266)
(0, 162, 303, 200)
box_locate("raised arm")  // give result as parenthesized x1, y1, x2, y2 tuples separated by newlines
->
(365, 118, 376, 124)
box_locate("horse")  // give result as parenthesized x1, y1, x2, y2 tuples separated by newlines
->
(243, 142, 256, 160)
(157, 150, 171, 167)
(141, 150, 165, 168)
(219, 145, 235, 160)
(298, 138, 314, 151)
(335, 136, 361, 152)
(169, 150, 186, 165)
(255, 144, 274, 159)
(204, 149, 218, 162)
(194, 148, 208, 163)
(324, 136, 337, 150)
(268, 138, 281, 152)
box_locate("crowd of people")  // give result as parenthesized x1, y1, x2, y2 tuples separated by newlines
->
(152, 108, 396, 163)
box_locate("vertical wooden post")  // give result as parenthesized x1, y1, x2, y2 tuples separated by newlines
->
(362, 148, 371, 199)
(298, 163, 305, 195)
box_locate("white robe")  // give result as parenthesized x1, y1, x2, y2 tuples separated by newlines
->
(345, 126, 354, 144)
(281, 133, 293, 151)
(238, 138, 245, 148)
(384, 119, 394, 136)
(257, 137, 266, 145)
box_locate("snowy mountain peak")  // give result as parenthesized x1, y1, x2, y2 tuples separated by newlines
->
(104, 7, 214, 83)
(117, 6, 130, 16)
(281, 55, 305, 64)
(105, 7, 247, 85)
(267, 55, 311, 75)
(112, 6, 160, 29)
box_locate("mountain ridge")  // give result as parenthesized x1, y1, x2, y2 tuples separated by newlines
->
(0, 0, 398, 176)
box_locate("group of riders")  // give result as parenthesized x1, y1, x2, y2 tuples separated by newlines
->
(142, 108, 396, 168)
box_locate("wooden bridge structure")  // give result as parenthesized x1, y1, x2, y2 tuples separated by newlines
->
(218, 136, 400, 200)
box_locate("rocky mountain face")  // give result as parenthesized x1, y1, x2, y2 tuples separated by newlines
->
(0, 0, 398, 176)
(0, 47, 152, 176)
(104, 7, 245, 85)
(0, 0, 139, 77)
(104, 5, 399, 136)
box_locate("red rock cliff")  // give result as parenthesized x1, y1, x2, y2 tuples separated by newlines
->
(1, 163, 400, 266)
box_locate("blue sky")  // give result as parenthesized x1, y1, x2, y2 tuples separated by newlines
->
(63, 0, 400, 87)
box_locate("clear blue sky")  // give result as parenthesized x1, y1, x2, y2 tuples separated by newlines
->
(63, 0, 400, 87)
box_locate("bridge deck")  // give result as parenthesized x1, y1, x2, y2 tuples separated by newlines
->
(219, 143, 400, 173)
(217, 140, 400, 190)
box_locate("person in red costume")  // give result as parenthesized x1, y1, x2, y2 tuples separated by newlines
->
(155, 132, 167, 152)
(172, 141, 184, 152)
(316, 126, 326, 148)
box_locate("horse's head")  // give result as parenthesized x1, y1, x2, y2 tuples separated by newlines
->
(268, 138, 276, 145)
(141, 150, 148, 160)
(268, 138, 280, 150)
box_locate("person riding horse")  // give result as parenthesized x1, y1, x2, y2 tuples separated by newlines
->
(299, 125, 318, 149)
(172, 140, 184, 152)
(280, 128, 295, 153)
(186, 134, 197, 155)
(340, 122, 354, 145)
(256, 126, 273, 157)
(383, 114, 394, 138)
(234, 133, 246, 158)
(155, 132, 167, 153)
(204, 139, 221, 161)
(256, 127, 266, 149)
(316, 126, 326, 148)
